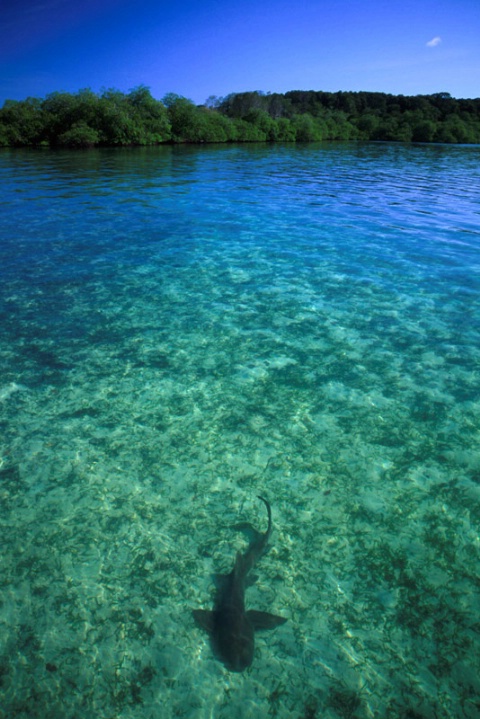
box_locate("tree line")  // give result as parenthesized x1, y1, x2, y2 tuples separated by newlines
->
(1, 86, 479, 147)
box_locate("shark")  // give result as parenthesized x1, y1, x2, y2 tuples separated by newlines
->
(192, 495, 287, 672)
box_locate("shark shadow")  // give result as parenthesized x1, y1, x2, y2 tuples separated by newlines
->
(193, 495, 287, 672)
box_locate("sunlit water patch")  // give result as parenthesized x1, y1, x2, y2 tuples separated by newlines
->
(0, 143, 479, 718)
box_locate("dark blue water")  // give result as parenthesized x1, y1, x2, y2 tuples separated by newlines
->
(1, 143, 479, 718)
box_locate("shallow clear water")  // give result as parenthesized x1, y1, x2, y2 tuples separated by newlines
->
(1, 143, 479, 719)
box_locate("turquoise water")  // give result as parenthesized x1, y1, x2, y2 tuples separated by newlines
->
(0, 143, 479, 718)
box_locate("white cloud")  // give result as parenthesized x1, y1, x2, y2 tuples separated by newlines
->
(426, 37, 442, 48)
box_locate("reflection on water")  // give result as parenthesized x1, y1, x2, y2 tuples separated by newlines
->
(0, 143, 479, 718)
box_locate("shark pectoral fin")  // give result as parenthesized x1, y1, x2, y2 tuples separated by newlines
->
(247, 610, 287, 630)
(192, 609, 214, 634)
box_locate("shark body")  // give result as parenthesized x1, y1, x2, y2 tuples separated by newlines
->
(193, 496, 287, 672)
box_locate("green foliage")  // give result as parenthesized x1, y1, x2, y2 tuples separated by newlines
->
(243, 109, 277, 140)
(0, 97, 46, 145)
(42, 90, 91, 143)
(164, 96, 238, 142)
(276, 117, 296, 141)
(218, 89, 480, 144)
(165, 96, 209, 142)
(232, 118, 266, 142)
(292, 113, 323, 142)
(356, 113, 380, 139)
(411, 118, 437, 143)
(0, 87, 171, 147)
(198, 108, 237, 142)
(125, 87, 171, 144)
(57, 121, 100, 148)
(1, 87, 479, 147)
(96, 89, 134, 145)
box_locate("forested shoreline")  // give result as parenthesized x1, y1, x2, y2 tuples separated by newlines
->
(1, 86, 479, 147)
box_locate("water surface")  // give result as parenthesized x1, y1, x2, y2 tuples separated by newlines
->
(1, 143, 479, 718)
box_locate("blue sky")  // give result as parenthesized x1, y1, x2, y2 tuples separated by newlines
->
(1, 0, 479, 104)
